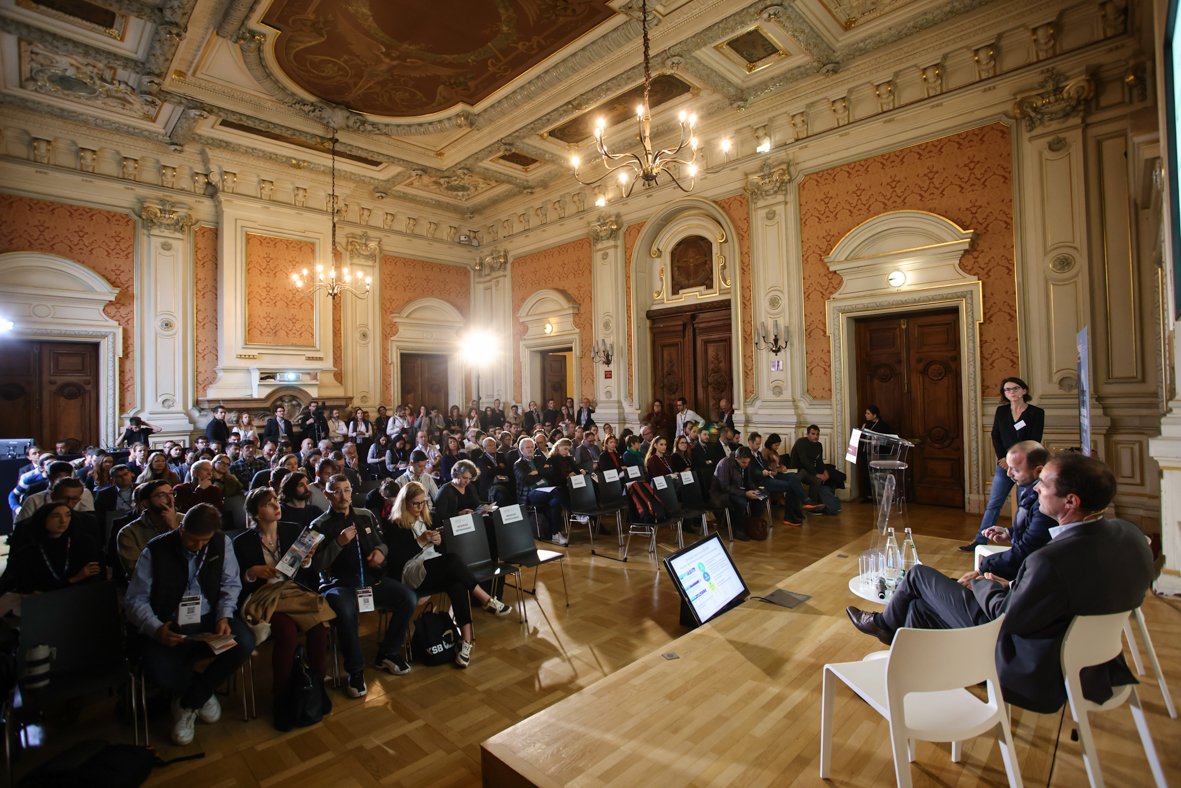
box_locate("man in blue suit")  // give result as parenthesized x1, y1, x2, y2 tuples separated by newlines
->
(846, 452, 1153, 713)
(958, 440, 1053, 582)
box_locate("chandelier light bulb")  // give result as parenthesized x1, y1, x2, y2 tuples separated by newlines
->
(617, 170, 630, 184)
(687, 163, 698, 177)
(635, 104, 645, 118)
(570, 154, 581, 169)
(594, 194, 607, 207)
(690, 137, 699, 149)
(689, 113, 698, 126)
(721, 138, 732, 152)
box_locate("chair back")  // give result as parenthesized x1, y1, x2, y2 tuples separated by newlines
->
(567, 473, 599, 511)
(623, 464, 645, 483)
(443, 512, 493, 570)
(18, 581, 124, 678)
(1060, 611, 1130, 679)
(223, 494, 247, 531)
(886, 615, 1006, 699)
(597, 469, 625, 506)
(673, 470, 706, 508)
(493, 505, 539, 563)
(651, 474, 683, 517)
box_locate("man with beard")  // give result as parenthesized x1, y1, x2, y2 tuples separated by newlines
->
(116, 480, 180, 575)
(278, 470, 324, 528)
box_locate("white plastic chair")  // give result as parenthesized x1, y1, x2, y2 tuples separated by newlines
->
(1122, 606, 1177, 718)
(1061, 612, 1167, 788)
(820, 615, 1021, 787)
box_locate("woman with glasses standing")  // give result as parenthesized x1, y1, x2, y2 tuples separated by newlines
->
(963, 376, 1044, 550)
(385, 481, 511, 669)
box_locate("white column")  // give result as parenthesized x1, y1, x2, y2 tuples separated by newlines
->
(135, 201, 197, 441)
(742, 163, 802, 432)
(343, 233, 380, 409)
(471, 251, 510, 405)
(590, 213, 625, 426)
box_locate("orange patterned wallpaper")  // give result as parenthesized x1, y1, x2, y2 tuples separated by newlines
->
(332, 297, 342, 384)
(716, 194, 755, 401)
(378, 255, 471, 404)
(797, 122, 1016, 398)
(244, 233, 316, 347)
(623, 223, 643, 405)
(0, 195, 137, 411)
(193, 226, 219, 399)
(511, 238, 593, 403)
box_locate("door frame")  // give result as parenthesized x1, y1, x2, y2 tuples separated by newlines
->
(630, 198, 742, 420)
(518, 289, 581, 409)
(389, 298, 465, 409)
(0, 252, 122, 444)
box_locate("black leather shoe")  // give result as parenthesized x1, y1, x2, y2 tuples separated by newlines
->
(845, 606, 892, 645)
(958, 542, 980, 552)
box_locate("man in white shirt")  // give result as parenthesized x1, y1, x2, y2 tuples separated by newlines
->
(674, 397, 704, 441)
(396, 450, 439, 508)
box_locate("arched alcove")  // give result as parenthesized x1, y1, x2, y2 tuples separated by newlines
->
(390, 297, 466, 408)
(518, 288, 581, 407)
(0, 251, 123, 442)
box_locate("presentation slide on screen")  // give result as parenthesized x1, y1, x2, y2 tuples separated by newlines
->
(668, 537, 745, 622)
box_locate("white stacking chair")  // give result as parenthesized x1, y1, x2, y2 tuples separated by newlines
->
(820, 615, 1021, 788)
(1122, 606, 1177, 718)
(1060, 612, 1167, 788)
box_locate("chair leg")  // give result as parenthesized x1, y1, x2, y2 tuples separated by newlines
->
(558, 559, 569, 607)
(515, 569, 527, 625)
(1073, 704, 1105, 788)
(1133, 608, 1177, 719)
(996, 714, 1024, 788)
(723, 509, 733, 542)
(888, 723, 913, 788)
(950, 739, 960, 763)
(1124, 618, 1145, 675)
(819, 668, 835, 779)
(1128, 689, 1167, 788)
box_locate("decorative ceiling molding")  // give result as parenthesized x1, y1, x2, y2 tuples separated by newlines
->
(0, 17, 143, 73)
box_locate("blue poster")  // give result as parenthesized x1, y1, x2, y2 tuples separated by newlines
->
(1077, 327, 1091, 456)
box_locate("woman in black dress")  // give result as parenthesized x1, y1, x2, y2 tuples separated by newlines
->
(1, 502, 102, 593)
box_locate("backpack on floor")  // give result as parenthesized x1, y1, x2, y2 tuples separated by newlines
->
(19, 739, 203, 788)
(411, 611, 459, 666)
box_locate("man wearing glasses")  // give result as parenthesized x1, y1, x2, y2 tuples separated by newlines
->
(311, 475, 416, 698)
(116, 480, 180, 575)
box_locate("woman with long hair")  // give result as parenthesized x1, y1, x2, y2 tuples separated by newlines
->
(645, 435, 675, 479)
(235, 487, 332, 730)
(88, 453, 116, 492)
(211, 454, 243, 498)
(137, 450, 181, 486)
(384, 482, 512, 669)
(232, 411, 258, 444)
(1, 501, 102, 593)
(439, 434, 463, 481)
(542, 438, 578, 485)
(465, 407, 481, 433)
(670, 434, 693, 473)
(366, 433, 391, 478)
(598, 434, 623, 474)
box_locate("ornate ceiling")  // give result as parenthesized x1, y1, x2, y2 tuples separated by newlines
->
(0, 0, 992, 215)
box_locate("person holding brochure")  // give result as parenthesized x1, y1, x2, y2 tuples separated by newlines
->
(513, 437, 566, 545)
(234, 487, 334, 729)
(124, 504, 255, 746)
(311, 475, 417, 698)
(384, 482, 511, 669)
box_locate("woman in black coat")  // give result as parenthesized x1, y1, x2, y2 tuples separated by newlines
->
(1, 502, 102, 594)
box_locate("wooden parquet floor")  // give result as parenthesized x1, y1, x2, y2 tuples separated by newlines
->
(10, 502, 1181, 787)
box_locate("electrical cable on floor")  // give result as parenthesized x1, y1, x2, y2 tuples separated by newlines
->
(1045, 706, 1066, 788)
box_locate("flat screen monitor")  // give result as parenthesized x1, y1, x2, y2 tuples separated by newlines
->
(663, 533, 749, 625)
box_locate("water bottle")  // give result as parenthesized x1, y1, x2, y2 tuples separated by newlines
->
(882, 527, 902, 596)
(901, 527, 920, 575)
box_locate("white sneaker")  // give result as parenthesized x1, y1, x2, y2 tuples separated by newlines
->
(483, 597, 512, 617)
(197, 693, 221, 724)
(551, 533, 569, 546)
(170, 699, 198, 746)
(455, 640, 473, 669)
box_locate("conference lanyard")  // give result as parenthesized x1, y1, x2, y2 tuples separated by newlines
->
(38, 538, 71, 583)
(188, 544, 209, 590)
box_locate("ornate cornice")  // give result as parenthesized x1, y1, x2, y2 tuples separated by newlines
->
(0, 17, 141, 73)
(1012, 68, 1094, 131)
(474, 249, 508, 274)
(345, 233, 381, 264)
(590, 213, 621, 242)
(138, 200, 194, 233)
(744, 161, 793, 200)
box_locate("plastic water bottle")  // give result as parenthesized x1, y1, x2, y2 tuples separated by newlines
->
(882, 527, 902, 596)
(901, 527, 920, 575)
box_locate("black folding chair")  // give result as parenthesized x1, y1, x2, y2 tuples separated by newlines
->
(7, 581, 131, 775)
(638, 474, 687, 552)
(493, 505, 568, 609)
(567, 473, 626, 561)
(442, 513, 524, 623)
(673, 470, 732, 541)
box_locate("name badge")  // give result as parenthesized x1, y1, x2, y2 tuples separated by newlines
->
(177, 594, 202, 626)
(1014, 419, 1026, 431)
(356, 587, 375, 613)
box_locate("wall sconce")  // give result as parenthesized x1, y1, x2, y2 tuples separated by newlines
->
(887, 270, 907, 288)
(755, 319, 787, 354)
(591, 338, 614, 365)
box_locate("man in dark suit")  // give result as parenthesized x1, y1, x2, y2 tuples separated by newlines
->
(523, 401, 544, 433)
(957, 440, 1053, 582)
(204, 405, 231, 444)
(298, 402, 329, 444)
(263, 405, 294, 445)
(541, 399, 560, 429)
(846, 452, 1154, 713)
(710, 447, 762, 541)
(575, 398, 595, 429)
(690, 429, 724, 492)
(473, 437, 514, 506)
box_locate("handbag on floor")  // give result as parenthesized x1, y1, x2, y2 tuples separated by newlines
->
(275, 644, 324, 731)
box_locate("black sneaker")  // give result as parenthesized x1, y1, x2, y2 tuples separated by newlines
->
(958, 542, 981, 552)
(376, 653, 411, 675)
(346, 671, 367, 698)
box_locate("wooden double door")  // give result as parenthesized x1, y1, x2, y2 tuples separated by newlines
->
(399, 352, 448, 411)
(648, 302, 733, 418)
(0, 340, 99, 448)
(854, 309, 964, 508)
